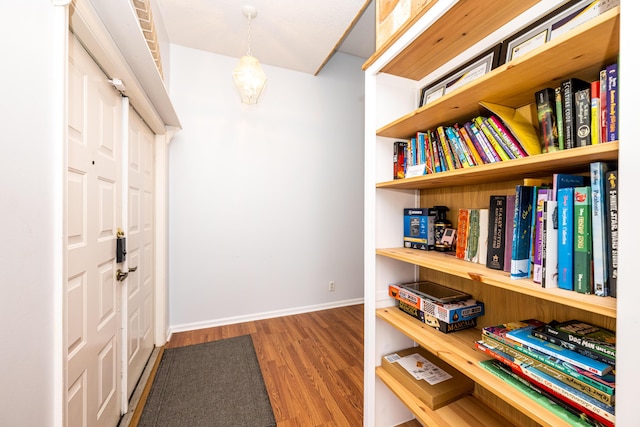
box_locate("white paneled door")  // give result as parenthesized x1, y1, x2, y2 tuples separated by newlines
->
(67, 34, 122, 427)
(67, 34, 156, 426)
(125, 107, 155, 399)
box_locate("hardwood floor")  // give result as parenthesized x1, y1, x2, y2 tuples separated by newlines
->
(167, 304, 364, 426)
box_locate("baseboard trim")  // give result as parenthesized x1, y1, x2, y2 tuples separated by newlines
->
(169, 298, 364, 334)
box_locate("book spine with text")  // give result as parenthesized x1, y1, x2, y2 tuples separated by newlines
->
(557, 187, 574, 290)
(393, 141, 407, 179)
(574, 88, 592, 147)
(606, 63, 618, 142)
(599, 69, 608, 143)
(436, 126, 456, 170)
(488, 115, 528, 157)
(535, 88, 560, 153)
(466, 208, 480, 262)
(486, 196, 507, 270)
(542, 200, 559, 288)
(590, 80, 600, 145)
(427, 130, 443, 173)
(475, 116, 513, 160)
(477, 208, 489, 265)
(503, 195, 516, 273)
(456, 208, 470, 260)
(561, 78, 590, 149)
(605, 169, 618, 297)
(456, 123, 485, 165)
(511, 185, 535, 279)
(590, 162, 610, 296)
(555, 87, 565, 150)
(574, 186, 593, 294)
(468, 121, 500, 162)
(533, 189, 550, 283)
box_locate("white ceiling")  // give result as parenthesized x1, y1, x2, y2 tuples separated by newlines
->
(154, 0, 375, 75)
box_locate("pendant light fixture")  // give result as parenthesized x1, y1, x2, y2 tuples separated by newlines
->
(232, 5, 267, 105)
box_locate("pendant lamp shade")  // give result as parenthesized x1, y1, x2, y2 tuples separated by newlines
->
(233, 5, 266, 104)
(232, 55, 267, 104)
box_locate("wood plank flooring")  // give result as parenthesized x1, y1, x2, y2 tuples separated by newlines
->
(167, 304, 364, 426)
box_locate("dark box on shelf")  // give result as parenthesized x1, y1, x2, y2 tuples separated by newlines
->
(404, 208, 435, 251)
(381, 346, 474, 410)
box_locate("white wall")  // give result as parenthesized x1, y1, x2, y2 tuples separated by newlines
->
(168, 46, 365, 330)
(0, 2, 62, 426)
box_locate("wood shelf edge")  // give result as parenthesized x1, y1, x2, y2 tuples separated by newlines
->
(376, 248, 617, 318)
(376, 307, 575, 427)
(376, 142, 618, 190)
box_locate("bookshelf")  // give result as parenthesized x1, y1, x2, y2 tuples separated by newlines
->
(363, 1, 624, 426)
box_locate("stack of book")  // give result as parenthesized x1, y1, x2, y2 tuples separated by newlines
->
(534, 62, 618, 153)
(477, 319, 616, 427)
(483, 162, 618, 298)
(393, 114, 537, 179)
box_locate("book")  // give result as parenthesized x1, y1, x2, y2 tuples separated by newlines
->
(574, 186, 593, 294)
(599, 69, 608, 144)
(480, 334, 614, 407)
(427, 130, 443, 173)
(543, 320, 615, 362)
(535, 88, 560, 153)
(590, 80, 600, 145)
(484, 330, 616, 397)
(560, 78, 590, 149)
(449, 126, 476, 167)
(552, 173, 588, 201)
(455, 208, 470, 260)
(482, 319, 546, 344)
(557, 187, 574, 291)
(477, 340, 615, 426)
(468, 121, 501, 163)
(486, 196, 507, 270)
(574, 88, 592, 147)
(503, 195, 516, 273)
(533, 189, 550, 284)
(393, 141, 407, 179)
(474, 116, 512, 161)
(466, 209, 480, 261)
(487, 115, 528, 158)
(542, 200, 558, 289)
(555, 87, 565, 150)
(510, 185, 535, 279)
(590, 162, 610, 296)
(436, 126, 456, 170)
(605, 169, 618, 297)
(505, 327, 613, 376)
(456, 123, 485, 165)
(477, 208, 489, 265)
(606, 63, 618, 142)
(444, 126, 471, 168)
(532, 327, 615, 368)
(417, 132, 432, 174)
(480, 359, 604, 427)
(479, 101, 542, 156)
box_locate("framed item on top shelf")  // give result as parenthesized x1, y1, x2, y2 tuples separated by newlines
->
(500, 0, 619, 64)
(418, 44, 502, 108)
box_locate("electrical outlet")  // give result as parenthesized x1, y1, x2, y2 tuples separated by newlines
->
(329, 281, 335, 291)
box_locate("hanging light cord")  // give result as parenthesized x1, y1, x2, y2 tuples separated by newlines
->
(246, 14, 253, 57)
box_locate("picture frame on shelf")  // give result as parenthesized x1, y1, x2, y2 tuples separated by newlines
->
(418, 44, 502, 108)
(500, 0, 619, 64)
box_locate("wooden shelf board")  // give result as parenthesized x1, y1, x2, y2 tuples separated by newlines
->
(377, 307, 576, 427)
(376, 366, 514, 427)
(376, 248, 616, 318)
(365, 0, 540, 80)
(377, 142, 618, 190)
(377, 7, 620, 139)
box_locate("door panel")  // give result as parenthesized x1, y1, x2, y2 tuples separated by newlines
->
(67, 34, 122, 427)
(126, 107, 155, 398)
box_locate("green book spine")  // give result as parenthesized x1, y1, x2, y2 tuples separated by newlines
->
(574, 186, 593, 293)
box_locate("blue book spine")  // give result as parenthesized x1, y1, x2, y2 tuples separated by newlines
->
(445, 126, 470, 168)
(557, 187, 574, 290)
(591, 162, 610, 296)
(505, 327, 613, 376)
(511, 185, 535, 279)
(552, 173, 588, 201)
